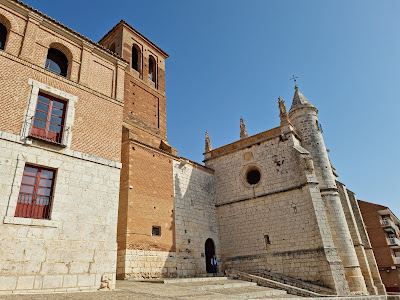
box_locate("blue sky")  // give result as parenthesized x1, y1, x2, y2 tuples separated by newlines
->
(24, 0, 399, 216)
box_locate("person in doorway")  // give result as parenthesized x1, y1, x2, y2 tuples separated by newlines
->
(211, 255, 218, 276)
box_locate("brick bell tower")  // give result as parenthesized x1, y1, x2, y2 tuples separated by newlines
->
(99, 21, 177, 279)
(288, 85, 369, 295)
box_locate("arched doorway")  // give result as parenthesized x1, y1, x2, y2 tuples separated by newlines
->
(205, 238, 215, 273)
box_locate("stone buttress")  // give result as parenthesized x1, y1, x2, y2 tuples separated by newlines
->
(288, 86, 369, 295)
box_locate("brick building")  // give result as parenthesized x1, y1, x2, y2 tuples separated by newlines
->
(0, 0, 392, 297)
(0, 0, 127, 293)
(358, 201, 400, 292)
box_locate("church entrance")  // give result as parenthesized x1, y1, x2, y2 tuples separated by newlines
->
(205, 238, 215, 273)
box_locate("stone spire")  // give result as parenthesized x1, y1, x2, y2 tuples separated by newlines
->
(278, 97, 291, 126)
(289, 85, 317, 115)
(240, 117, 248, 140)
(205, 131, 212, 152)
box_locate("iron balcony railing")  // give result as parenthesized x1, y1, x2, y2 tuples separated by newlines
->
(388, 237, 400, 247)
(23, 116, 69, 146)
(381, 218, 396, 228)
(14, 193, 53, 220)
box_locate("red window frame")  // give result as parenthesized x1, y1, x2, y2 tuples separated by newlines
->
(30, 92, 67, 144)
(15, 164, 56, 220)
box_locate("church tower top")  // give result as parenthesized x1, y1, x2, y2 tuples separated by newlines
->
(289, 85, 317, 115)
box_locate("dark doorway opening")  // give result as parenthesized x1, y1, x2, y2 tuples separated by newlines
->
(205, 238, 215, 273)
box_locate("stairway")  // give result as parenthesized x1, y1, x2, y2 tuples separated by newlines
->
(163, 277, 302, 299)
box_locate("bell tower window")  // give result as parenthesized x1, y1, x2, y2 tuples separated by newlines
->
(132, 44, 141, 72)
(149, 55, 156, 83)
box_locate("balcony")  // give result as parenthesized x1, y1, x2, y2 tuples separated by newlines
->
(23, 117, 69, 146)
(381, 218, 398, 233)
(15, 193, 53, 220)
(394, 257, 400, 265)
(387, 237, 400, 248)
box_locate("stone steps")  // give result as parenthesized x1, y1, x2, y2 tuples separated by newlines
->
(170, 279, 258, 290)
(162, 276, 295, 299)
(163, 276, 229, 284)
(212, 285, 288, 299)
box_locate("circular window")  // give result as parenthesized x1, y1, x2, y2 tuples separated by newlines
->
(246, 169, 261, 185)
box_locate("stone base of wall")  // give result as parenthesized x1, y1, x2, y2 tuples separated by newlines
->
(0, 274, 115, 294)
(220, 247, 344, 291)
(117, 249, 212, 279)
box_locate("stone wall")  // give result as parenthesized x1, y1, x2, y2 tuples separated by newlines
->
(0, 134, 121, 293)
(204, 131, 349, 292)
(173, 159, 220, 276)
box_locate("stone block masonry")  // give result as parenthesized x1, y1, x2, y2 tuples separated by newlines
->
(173, 159, 221, 276)
(0, 134, 121, 293)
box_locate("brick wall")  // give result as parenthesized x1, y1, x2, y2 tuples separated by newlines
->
(358, 200, 400, 290)
(0, 51, 123, 161)
(117, 139, 175, 246)
(98, 21, 168, 140)
(0, 2, 126, 162)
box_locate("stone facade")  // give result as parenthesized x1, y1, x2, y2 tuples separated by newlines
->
(173, 159, 220, 276)
(0, 0, 126, 293)
(0, 136, 120, 292)
(0, 0, 390, 297)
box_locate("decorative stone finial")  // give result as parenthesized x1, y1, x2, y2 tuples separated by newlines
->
(205, 131, 212, 152)
(294, 85, 298, 91)
(278, 97, 291, 126)
(240, 117, 248, 140)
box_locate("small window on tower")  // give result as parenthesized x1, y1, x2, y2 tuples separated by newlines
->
(264, 235, 271, 247)
(152, 226, 161, 236)
(148, 55, 156, 83)
(109, 43, 116, 53)
(132, 44, 141, 72)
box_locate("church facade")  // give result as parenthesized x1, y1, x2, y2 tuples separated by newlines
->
(0, 0, 388, 296)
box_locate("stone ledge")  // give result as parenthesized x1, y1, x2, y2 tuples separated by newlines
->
(0, 130, 122, 169)
(3, 216, 58, 228)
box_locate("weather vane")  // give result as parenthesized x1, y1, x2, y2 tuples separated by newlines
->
(290, 75, 298, 86)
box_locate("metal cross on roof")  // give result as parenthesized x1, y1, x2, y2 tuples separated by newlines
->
(290, 75, 298, 85)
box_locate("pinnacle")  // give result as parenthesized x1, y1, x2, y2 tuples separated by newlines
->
(289, 86, 316, 114)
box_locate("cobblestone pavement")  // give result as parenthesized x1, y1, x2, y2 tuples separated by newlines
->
(0, 280, 245, 300)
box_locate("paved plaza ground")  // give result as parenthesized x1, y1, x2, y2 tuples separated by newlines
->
(0, 278, 299, 300)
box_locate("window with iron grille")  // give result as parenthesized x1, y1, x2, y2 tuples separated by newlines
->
(30, 92, 67, 144)
(15, 165, 56, 220)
